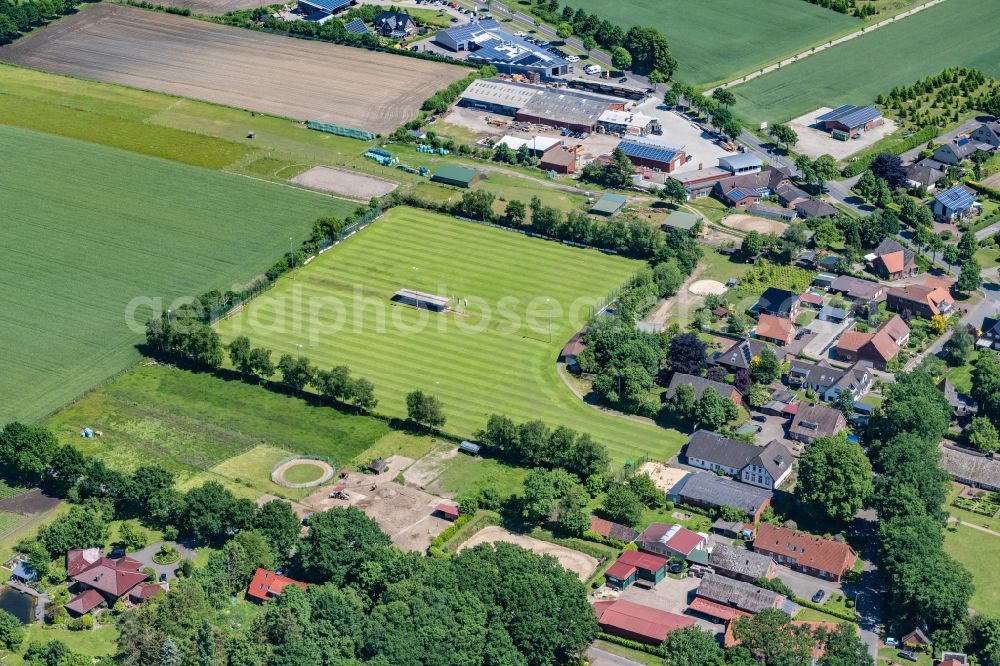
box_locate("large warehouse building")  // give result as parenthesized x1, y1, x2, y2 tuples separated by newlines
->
(458, 79, 627, 133)
(435, 20, 569, 78)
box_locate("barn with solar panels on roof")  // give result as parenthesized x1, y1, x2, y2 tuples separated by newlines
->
(616, 140, 686, 173)
(297, 0, 354, 20)
(816, 105, 883, 140)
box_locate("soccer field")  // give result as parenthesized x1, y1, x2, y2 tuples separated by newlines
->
(730, 0, 1000, 124)
(0, 124, 353, 424)
(217, 207, 682, 464)
(560, 0, 857, 87)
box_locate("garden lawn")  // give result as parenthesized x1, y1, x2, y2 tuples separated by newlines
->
(730, 0, 1000, 124)
(1, 124, 352, 425)
(943, 523, 1000, 615)
(558, 0, 857, 87)
(218, 207, 680, 464)
(5, 626, 119, 665)
(46, 364, 389, 494)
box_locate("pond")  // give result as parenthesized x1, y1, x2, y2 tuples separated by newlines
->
(0, 587, 36, 624)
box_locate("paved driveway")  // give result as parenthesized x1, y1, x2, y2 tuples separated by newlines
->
(800, 317, 853, 360)
(130, 541, 197, 582)
(772, 565, 843, 602)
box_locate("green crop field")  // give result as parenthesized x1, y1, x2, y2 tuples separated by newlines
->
(1, 124, 353, 425)
(218, 207, 684, 464)
(730, 0, 1000, 125)
(46, 363, 390, 498)
(560, 0, 857, 87)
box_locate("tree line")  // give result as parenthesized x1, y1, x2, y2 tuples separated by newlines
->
(0, 0, 79, 44)
(530, 0, 676, 81)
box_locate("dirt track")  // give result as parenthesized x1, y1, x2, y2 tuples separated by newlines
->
(0, 4, 466, 134)
(723, 213, 787, 235)
(458, 526, 598, 581)
(291, 166, 399, 200)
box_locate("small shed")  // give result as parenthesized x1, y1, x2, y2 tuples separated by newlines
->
(369, 459, 388, 474)
(590, 193, 627, 217)
(818, 305, 849, 322)
(661, 210, 700, 233)
(431, 165, 479, 188)
(459, 441, 481, 455)
(435, 503, 460, 520)
(11, 559, 37, 584)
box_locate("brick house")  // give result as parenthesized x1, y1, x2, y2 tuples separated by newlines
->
(753, 523, 857, 581)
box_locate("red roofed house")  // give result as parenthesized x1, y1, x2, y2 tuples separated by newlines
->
(868, 239, 917, 280)
(635, 523, 708, 563)
(725, 618, 840, 658)
(754, 314, 795, 346)
(589, 516, 639, 543)
(592, 599, 695, 645)
(65, 588, 105, 617)
(752, 523, 857, 581)
(603, 550, 668, 589)
(69, 553, 147, 605)
(129, 583, 167, 605)
(246, 568, 308, 603)
(835, 315, 910, 370)
(887, 284, 955, 319)
(66, 548, 101, 577)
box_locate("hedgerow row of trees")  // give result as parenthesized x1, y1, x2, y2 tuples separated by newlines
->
(0, 0, 81, 44)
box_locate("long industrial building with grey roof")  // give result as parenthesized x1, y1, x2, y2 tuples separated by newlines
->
(459, 78, 626, 132)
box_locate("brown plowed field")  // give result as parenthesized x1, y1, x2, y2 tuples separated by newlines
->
(0, 4, 466, 134)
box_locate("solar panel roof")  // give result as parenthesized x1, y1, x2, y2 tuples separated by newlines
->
(300, 0, 350, 11)
(344, 17, 369, 34)
(618, 140, 679, 164)
(816, 105, 881, 129)
(935, 185, 976, 210)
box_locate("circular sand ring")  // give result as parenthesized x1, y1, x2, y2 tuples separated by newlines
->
(688, 279, 727, 296)
(271, 457, 336, 489)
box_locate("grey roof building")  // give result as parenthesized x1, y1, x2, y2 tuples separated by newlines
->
(940, 446, 1000, 491)
(683, 431, 792, 490)
(794, 198, 839, 219)
(932, 136, 980, 166)
(788, 403, 846, 443)
(712, 338, 769, 371)
(830, 275, 884, 302)
(695, 573, 795, 614)
(933, 185, 978, 223)
(663, 373, 741, 404)
(709, 543, 777, 582)
(436, 20, 569, 78)
(972, 121, 1000, 147)
(754, 287, 800, 318)
(718, 153, 762, 175)
(669, 473, 773, 521)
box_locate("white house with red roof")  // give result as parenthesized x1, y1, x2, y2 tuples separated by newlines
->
(65, 549, 149, 615)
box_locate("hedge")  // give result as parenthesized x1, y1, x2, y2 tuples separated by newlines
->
(595, 633, 665, 657)
(841, 126, 938, 177)
(791, 597, 857, 622)
(582, 531, 627, 549)
(427, 514, 472, 558)
(965, 179, 1000, 202)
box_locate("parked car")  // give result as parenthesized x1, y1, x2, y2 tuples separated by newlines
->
(566, 55, 579, 62)
(898, 651, 918, 662)
(811, 590, 826, 603)
(884, 638, 899, 648)
(618, 76, 627, 83)
(752, 414, 767, 422)
(668, 562, 683, 574)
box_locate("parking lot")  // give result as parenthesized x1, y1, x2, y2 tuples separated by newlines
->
(632, 99, 738, 173)
(788, 107, 898, 161)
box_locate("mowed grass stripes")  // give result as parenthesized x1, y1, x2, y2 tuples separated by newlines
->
(0, 124, 354, 424)
(218, 208, 684, 464)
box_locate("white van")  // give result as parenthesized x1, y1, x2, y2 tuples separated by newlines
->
(584, 64, 601, 75)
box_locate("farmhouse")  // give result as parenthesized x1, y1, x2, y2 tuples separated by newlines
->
(753, 313, 795, 346)
(816, 105, 883, 140)
(373, 10, 415, 38)
(788, 403, 846, 443)
(604, 549, 669, 589)
(694, 573, 792, 615)
(829, 275, 884, 303)
(617, 140, 686, 173)
(246, 568, 308, 603)
(886, 285, 954, 319)
(939, 445, 1000, 492)
(933, 185, 979, 223)
(635, 523, 708, 563)
(866, 239, 917, 280)
(436, 21, 569, 77)
(668, 473, 773, 522)
(719, 153, 763, 175)
(663, 373, 742, 407)
(932, 136, 981, 166)
(972, 121, 1000, 148)
(431, 165, 479, 188)
(597, 110, 661, 137)
(753, 523, 857, 581)
(708, 543, 778, 582)
(683, 430, 792, 490)
(592, 599, 695, 645)
(753, 287, 800, 319)
(788, 359, 872, 401)
(835, 315, 910, 370)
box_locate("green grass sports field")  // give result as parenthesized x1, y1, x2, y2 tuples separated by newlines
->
(730, 0, 1000, 124)
(560, 0, 857, 87)
(944, 524, 1000, 616)
(0, 124, 353, 424)
(218, 207, 683, 464)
